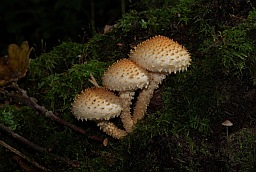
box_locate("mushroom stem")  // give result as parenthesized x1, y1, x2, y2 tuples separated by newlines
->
(119, 91, 135, 133)
(132, 72, 166, 124)
(226, 127, 229, 142)
(97, 121, 127, 139)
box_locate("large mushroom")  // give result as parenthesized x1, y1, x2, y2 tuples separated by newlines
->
(71, 87, 127, 139)
(102, 58, 149, 132)
(129, 35, 192, 124)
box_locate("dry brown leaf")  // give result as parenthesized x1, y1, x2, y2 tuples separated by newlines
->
(0, 57, 13, 86)
(8, 41, 31, 78)
(0, 41, 32, 86)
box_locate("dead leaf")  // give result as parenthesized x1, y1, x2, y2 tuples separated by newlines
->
(0, 41, 32, 86)
(0, 57, 13, 86)
(8, 41, 31, 78)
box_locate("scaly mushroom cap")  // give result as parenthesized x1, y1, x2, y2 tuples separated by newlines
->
(102, 58, 149, 91)
(71, 87, 122, 121)
(129, 35, 191, 73)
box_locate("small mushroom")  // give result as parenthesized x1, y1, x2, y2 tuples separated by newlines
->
(71, 87, 127, 139)
(129, 35, 191, 124)
(102, 58, 149, 132)
(222, 119, 233, 142)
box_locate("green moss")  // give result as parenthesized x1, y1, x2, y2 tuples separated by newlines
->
(35, 60, 108, 111)
(83, 34, 126, 62)
(224, 128, 256, 171)
(0, 106, 18, 130)
(120, 119, 213, 171)
(29, 42, 87, 78)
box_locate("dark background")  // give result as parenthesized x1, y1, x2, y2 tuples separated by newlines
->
(0, 0, 129, 55)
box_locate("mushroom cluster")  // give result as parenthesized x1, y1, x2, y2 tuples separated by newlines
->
(71, 35, 191, 139)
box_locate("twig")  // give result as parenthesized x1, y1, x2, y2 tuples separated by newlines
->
(0, 123, 47, 152)
(0, 124, 80, 168)
(12, 155, 40, 172)
(88, 73, 100, 87)
(10, 83, 87, 134)
(0, 140, 47, 171)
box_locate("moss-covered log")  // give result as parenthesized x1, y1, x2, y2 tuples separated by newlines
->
(1, 0, 256, 171)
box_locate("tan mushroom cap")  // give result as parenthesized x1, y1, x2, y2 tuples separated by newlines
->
(102, 58, 149, 91)
(129, 35, 191, 73)
(71, 87, 122, 121)
(222, 120, 233, 127)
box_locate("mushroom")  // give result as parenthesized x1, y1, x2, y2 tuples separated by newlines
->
(222, 119, 233, 142)
(102, 58, 149, 132)
(129, 35, 191, 124)
(71, 87, 127, 139)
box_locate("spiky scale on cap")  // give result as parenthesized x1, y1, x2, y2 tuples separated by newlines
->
(71, 87, 122, 121)
(129, 35, 191, 74)
(102, 58, 149, 91)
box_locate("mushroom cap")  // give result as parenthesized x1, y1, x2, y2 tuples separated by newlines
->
(71, 87, 122, 121)
(222, 120, 233, 127)
(129, 35, 191, 74)
(102, 58, 149, 91)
